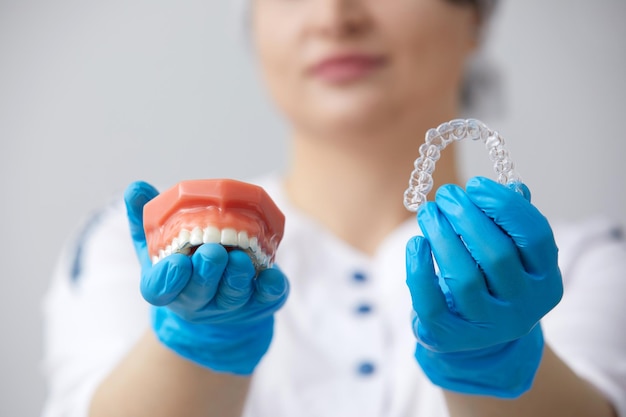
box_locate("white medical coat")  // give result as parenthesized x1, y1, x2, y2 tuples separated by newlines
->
(41, 174, 626, 416)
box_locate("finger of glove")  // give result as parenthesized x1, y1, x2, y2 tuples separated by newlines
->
(140, 254, 192, 306)
(418, 202, 491, 320)
(173, 243, 229, 312)
(465, 176, 558, 277)
(405, 236, 448, 320)
(124, 181, 159, 269)
(214, 250, 256, 311)
(406, 236, 463, 352)
(435, 183, 526, 300)
(254, 266, 289, 305)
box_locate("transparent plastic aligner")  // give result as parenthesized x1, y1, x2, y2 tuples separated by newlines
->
(403, 119, 523, 212)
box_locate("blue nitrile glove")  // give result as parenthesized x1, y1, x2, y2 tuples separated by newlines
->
(124, 181, 289, 375)
(405, 176, 563, 398)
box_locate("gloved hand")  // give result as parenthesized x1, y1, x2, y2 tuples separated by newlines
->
(124, 181, 289, 375)
(405, 176, 563, 398)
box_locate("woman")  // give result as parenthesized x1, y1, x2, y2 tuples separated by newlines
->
(42, 0, 626, 416)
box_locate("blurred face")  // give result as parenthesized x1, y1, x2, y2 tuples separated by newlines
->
(252, 0, 479, 139)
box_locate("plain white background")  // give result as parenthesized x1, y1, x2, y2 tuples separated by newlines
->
(1, 1, 624, 415)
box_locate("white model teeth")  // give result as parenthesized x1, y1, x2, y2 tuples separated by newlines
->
(221, 228, 238, 246)
(152, 227, 273, 269)
(249, 236, 258, 252)
(179, 229, 191, 247)
(189, 227, 203, 246)
(238, 231, 249, 249)
(203, 226, 220, 244)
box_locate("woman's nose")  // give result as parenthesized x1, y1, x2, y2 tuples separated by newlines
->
(307, 0, 371, 38)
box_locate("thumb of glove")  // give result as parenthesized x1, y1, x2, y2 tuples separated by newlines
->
(124, 180, 159, 270)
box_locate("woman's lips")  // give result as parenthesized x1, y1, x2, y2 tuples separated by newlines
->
(308, 54, 387, 84)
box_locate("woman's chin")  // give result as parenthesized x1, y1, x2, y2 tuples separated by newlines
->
(302, 97, 400, 139)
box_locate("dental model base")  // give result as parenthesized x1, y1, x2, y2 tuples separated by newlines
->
(403, 119, 522, 212)
(143, 179, 285, 270)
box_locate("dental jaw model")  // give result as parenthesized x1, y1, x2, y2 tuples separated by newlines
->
(143, 179, 285, 270)
(403, 119, 523, 212)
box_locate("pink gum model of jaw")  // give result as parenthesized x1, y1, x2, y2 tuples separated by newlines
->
(143, 179, 285, 270)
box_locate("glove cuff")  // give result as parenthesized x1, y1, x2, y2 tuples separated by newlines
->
(416, 324, 544, 398)
(152, 306, 274, 376)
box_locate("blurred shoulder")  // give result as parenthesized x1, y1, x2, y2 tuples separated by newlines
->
(51, 191, 135, 289)
(550, 216, 625, 281)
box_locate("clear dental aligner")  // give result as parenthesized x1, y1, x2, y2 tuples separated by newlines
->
(403, 119, 522, 212)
